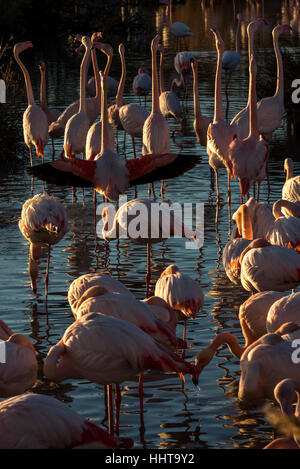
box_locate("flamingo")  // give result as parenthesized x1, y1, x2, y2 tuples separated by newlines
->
(0, 325, 37, 397)
(101, 198, 195, 296)
(142, 296, 178, 333)
(13, 41, 48, 165)
(282, 158, 300, 203)
(206, 29, 235, 204)
(266, 292, 300, 333)
(43, 312, 198, 436)
(142, 34, 170, 157)
(68, 272, 135, 316)
(191, 58, 211, 146)
(195, 322, 300, 403)
(132, 68, 152, 104)
(18, 192, 68, 299)
(107, 44, 128, 139)
(222, 13, 242, 120)
(85, 42, 114, 161)
(239, 238, 300, 292)
(48, 33, 102, 140)
(154, 264, 204, 342)
(38, 61, 60, 159)
(158, 44, 183, 125)
(63, 35, 93, 159)
(162, 0, 194, 50)
(231, 23, 291, 141)
(273, 199, 300, 219)
(73, 285, 186, 350)
(172, 51, 195, 100)
(0, 393, 133, 449)
(264, 379, 300, 449)
(28, 72, 199, 201)
(233, 197, 274, 239)
(228, 53, 269, 201)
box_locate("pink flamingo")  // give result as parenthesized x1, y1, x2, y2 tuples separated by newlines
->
(282, 158, 300, 203)
(19, 192, 68, 299)
(162, 0, 194, 50)
(44, 312, 198, 436)
(191, 58, 211, 146)
(28, 74, 199, 202)
(264, 379, 300, 449)
(231, 24, 292, 142)
(266, 292, 300, 333)
(48, 33, 101, 140)
(273, 199, 300, 219)
(13, 42, 48, 165)
(0, 393, 133, 449)
(0, 321, 37, 397)
(195, 323, 300, 403)
(228, 53, 269, 201)
(158, 44, 183, 125)
(233, 197, 274, 239)
(132, 67, 151, 104)
(142, 296, 178, 333)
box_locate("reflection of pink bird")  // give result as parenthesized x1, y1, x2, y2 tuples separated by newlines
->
(0, 324, 37, 397)
(0, 393, 132, 449)
(14, 42, 48, 165)
(74, 285, 185, 350)
(29, 73, 199, 201)
(19, 193, 68, 298)
(44, 312, 198, 435)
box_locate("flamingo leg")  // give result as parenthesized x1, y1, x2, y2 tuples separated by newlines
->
(257, 182, 260, 202)
(210, 167, 215, 191)
(45, 245, 51, 303)
(132, 136, 136, 159)
(51, 137, 55, 161)
(107, 384, 114, 436)
(227, 173, 231, 235)
(82, 152, 85, 207)
(114, 384, 121, 436)
(146, 242, 151, 298)
(138, 372, 145, 434)
(29, 146, 33, 167)
(215, 170, 220, 204)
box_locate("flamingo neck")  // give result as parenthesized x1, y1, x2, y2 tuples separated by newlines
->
(165, 3, 172, 27)
(273, 199, 297, 219)
(249, 60, 258, 137)
(285, 160, 293, 181)
(102, 211, 118, 240)
(79, 43, 90, 113)
(14, 50, 35, 106)
(116, 48, 126, 108)
(151, 45, 160, 113)
(39, 68, 48, 113)
(100, 75, 109, 152)
(159, 51, 165, 94)
(214, 47, 224, 122)
(91, 46, 101, 102)
(246, 28, 255, 107)
(192, 63, 202, 121)
(241, 205, 254, 239)
(196, 333, 244, 374)
(235, 17, 241, 53)
(273, 31, 284, 101)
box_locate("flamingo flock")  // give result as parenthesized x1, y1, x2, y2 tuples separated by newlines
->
(3, 0, 300, 451)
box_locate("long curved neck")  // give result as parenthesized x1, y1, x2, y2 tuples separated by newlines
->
(285, 160, 293, 180)
(273, 32, 284, 100)
(91, 46, 101, 102)
(151, 45, 160, 113)
(196, 333, 245, 373)
(159, 51, 165, 94)
(79, 44, 90, 113)
(273, 199, 298, 218)
(235, 17, 241, 53)
(100, 75, 109, 152)
(165, 2, 172, 26)
(240, 205, 254, 239)
(116, 48, 126, 108)
(39, 67, 48, 112)
(214, 46, 224, 122)
(192, 62, 201, 121)
(14, 50, 35, 106)
(247, 27, 255, 107)
(249, 61, 258, 137)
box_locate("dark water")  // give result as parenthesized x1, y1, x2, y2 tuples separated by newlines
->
(1, 0, 300, 449)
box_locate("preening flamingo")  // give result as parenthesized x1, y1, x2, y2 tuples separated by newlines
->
(228, 54, 269, 200)
(28, 73, 199, 201)
(68, 272, 135, 316)
(63, 35, 93, 158)
(14, 42, 48, 165)
(18, 192, 68, 298)
(0, 327, 37, 397)
(195, 323, 300, 403)
(231, 23, 290, 141)
(73, 286, 185, 350)
(0, 393, 133, 449)
(206, 29, 235, 204)
(162, 0, 194, 50)
(142, 34, 170, 156)
(132, 67, 152, 103)
(191, 58, 211, 146)
(266, 292, 300, 333)
(273, 199, 300, 219)
(282, 158, 300, 203)
(222, 236, 252, 284)
(44, 312, 198, 435)
(48, 33, 102, 140)
(239, 238, 300, 292)
(142, 296, 178, 333)
(158, 44, 183, 125)
(264, 379, 300, 449)
(233, 197, 274, 239)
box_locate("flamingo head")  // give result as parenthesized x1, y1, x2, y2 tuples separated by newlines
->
(118, 43, 125, 55)
(91, 32, 103, 44)
(236, 12, 242, 21)
(14, 41, 33, 56)
(138, 67, 149, 75)
(210, 28, 224, 52)
(8, 334, 36, 354)
(38, 61, 46, 72)
(274, 378, 298, 416)
(274, 24, 293, 37)
(247, 18, 268, 35)
(151, 34, 161, 52)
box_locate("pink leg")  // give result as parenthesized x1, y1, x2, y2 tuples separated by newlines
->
(139, 372, 145, 434)
(132, 136, 136, 159)
(52, 137, 55, 161)
(146, 243, 151, 298)
(114, 384, 121, 436)
(82, 153, 85, 207)
(107, 384, 114, 436)
(45, 245, 51, 303)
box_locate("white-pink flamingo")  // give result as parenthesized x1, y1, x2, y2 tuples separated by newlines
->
(132, 67, 152, 105)
(266, 292, 300, 333)
(191, 57, 211, 147)
(162, 0, 194, 50)
(0, 393, 133, 449)
(13, 41, 48, 165)
(282, 158, 300, 203)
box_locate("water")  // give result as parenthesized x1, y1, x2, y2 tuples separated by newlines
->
(1, 0, 300, 449)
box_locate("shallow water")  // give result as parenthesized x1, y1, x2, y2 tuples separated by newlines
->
(1, 0, 300, 449)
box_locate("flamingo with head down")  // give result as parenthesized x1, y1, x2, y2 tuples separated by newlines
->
(282, 158, 300, 203)
(14, 41, 48, 165)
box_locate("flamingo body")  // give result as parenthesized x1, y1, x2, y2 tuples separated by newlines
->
(267, 292, 300, 333)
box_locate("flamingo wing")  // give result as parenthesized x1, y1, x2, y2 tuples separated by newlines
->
(27, 159, 96, 188)
(128, 153, 200, 187)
